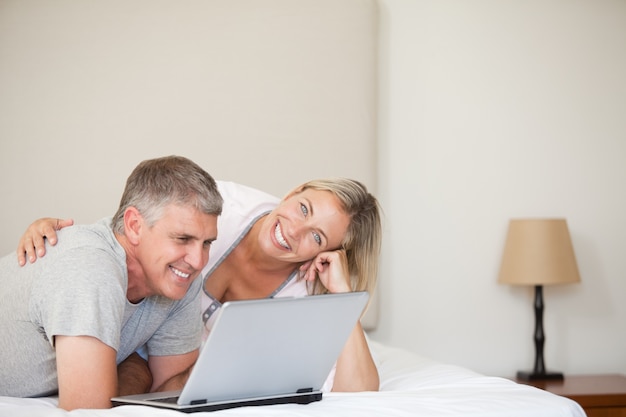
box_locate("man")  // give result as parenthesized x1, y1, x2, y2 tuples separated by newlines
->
(0, 155, 222, 410)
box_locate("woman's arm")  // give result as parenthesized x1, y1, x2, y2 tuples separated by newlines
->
(16, 217, 73, 265)
(331, 321, 379, 392)
(301, 250, 380, 392)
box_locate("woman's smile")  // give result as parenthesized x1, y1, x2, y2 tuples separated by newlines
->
(274, 222, 291, 250)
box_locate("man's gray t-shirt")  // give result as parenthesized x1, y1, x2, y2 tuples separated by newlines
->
(0, 218, 202, 397)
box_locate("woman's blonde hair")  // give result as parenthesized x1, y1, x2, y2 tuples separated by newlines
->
(292, 178, 382, 297)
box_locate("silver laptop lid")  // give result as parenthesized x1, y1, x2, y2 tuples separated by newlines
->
(178, 291, 369, 405)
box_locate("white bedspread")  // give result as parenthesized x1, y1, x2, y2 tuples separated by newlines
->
(0, 341, 586, 417)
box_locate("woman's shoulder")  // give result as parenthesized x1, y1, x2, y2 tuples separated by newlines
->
(217, 180, 280, 205)
(216, 180, 280, 222)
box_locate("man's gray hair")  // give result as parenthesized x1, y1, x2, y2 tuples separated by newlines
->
(111, 155, 222, 234)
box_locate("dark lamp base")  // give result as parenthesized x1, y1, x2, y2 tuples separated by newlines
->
(516, 370, 564, 381)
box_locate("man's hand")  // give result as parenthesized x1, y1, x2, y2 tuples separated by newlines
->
(55, 335, 117, 410)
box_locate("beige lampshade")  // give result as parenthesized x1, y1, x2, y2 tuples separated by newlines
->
(498, 219, 581, 286)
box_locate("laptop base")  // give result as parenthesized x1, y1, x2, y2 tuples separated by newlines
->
(112, 391, 322, 413)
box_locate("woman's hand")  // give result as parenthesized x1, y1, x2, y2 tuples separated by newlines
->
(299, 249, 351, 293)
(299, 250, 379, 392)
(17, 217, 74, 266)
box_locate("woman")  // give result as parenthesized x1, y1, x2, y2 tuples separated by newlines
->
(17, 178, 382, 392)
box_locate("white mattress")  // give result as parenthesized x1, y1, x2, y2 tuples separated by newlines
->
(0, 341, 586, 417)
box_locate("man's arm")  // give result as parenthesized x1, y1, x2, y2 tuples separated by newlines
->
(148, 349, 199, 392)
(55, 335, 117, 410)
(117, 352, 153, 396)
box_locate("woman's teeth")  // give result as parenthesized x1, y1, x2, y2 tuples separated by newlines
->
(274, 224, 290, 249)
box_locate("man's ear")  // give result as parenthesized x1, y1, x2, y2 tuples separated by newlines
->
(123, 207, 143, 245)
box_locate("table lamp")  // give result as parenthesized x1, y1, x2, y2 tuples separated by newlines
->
(498, 218, 581, 381)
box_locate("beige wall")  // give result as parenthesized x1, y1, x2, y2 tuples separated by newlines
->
(372, 0, 626, 376)
(0, 0, 377, 252)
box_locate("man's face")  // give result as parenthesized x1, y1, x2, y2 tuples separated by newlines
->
(135, 204, 218, 300)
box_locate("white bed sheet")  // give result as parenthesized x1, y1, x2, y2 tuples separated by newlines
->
(0, 341, 586, 417)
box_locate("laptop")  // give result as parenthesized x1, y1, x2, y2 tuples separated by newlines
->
(111, 291, 369, 413)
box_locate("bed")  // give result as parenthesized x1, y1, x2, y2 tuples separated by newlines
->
(1, 340, 585, 417)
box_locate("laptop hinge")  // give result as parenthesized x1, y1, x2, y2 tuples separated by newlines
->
(190, 399, 207, 405)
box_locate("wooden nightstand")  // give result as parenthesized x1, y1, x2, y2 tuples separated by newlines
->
(514, 374, 626, 417)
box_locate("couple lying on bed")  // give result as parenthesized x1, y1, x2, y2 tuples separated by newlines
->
(6, 156, 382, 410)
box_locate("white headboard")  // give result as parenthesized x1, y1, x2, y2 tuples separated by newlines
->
(0, 0, 379, 328)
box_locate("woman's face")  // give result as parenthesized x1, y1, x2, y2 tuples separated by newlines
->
(258, 188, 350, 263)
